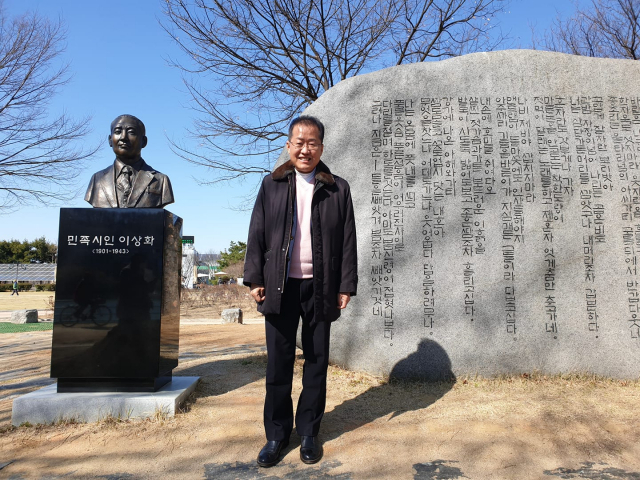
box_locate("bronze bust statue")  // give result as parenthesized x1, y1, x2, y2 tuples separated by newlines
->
(85, 115, 174, 208)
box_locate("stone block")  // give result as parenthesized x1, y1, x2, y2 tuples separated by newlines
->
(277, 50, 640, 379)
(11, 309, 38, 324)
(11, 376, 199, 426)
(221, 308, 243, 324)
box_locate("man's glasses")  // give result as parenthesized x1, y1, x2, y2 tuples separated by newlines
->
(290, 142, 321, 152)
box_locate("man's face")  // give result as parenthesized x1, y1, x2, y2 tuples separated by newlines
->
(108, 117, 147, 164)
(286, 123, 323, 174)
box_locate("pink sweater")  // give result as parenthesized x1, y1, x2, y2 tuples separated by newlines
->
(289, 170, 315, 278)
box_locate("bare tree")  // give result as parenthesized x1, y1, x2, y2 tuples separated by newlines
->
(544, 0, 640, 59)
(0, 7, 97, 211)
(225, 261, 244, 280)
(162, 0, 508, 186)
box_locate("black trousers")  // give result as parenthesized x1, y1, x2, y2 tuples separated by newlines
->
(264, 277, 331, 441)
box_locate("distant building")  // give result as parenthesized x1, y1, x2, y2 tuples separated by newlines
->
(182, 238, 197, 289)
(196, 252, 221, 284)
(181, 238, 223, 288)
(0, 263, 56, 285)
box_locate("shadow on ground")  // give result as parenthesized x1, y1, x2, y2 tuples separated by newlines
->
(177, 354, 268, 399)
(544, 462, 640, 479)
(321, 339, 455, 443)
(412, 460, 469, 479)
(413, 460, 468, 479)
(204, 459, 351, 479)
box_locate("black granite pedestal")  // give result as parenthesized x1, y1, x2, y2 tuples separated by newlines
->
(50, 208, 183, 392)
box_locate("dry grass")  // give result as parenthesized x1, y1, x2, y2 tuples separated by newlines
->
(180, 284, 260, 318)
(0, 286, 261, 321)
(453, 371, 640, 391)
(0, 424, 15, 435)
(0, 291, 54, 312)
(3, 325, 640, 478)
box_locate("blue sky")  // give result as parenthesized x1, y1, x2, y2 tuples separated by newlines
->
(2, 0, 577, 253)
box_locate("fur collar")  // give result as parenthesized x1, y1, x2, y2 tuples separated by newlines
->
(272, 160, 335, 185)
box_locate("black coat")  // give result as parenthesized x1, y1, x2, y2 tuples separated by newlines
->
(243, 160, 358, 322)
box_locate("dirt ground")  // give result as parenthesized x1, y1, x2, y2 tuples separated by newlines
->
(2, 324, 640, 479)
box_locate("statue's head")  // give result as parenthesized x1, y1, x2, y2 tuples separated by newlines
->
(108, 114, 147, 164)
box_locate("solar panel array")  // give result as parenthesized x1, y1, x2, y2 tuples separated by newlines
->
(0, 264, 56, 282)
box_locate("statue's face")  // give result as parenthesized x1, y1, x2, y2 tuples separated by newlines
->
(108, 117, 147, 163)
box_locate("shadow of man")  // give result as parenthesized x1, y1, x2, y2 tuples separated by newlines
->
(320, 339, 456, 443)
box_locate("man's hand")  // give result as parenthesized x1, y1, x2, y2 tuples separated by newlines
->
(337, 293, 351, 309)
(250, 284, 265, 303)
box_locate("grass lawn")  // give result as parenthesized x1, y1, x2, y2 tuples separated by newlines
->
(0, 322, 53, 333)
(0, 292, 54, 311)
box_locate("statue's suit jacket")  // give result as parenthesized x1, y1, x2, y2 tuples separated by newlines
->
(84, 159, 174, 208)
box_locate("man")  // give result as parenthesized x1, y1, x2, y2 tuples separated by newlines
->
(244, 116, 358, 467)
(85, 115, 174, 209)
(11, 279, 18, 296)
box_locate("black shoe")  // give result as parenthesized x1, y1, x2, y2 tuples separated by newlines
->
(299, 436, 323, 464)
(257, 439, 289, 467)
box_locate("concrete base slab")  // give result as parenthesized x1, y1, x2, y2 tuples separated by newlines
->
(11, 376, 199, 426)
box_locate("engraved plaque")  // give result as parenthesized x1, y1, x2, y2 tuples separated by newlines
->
(51, 208, 182, 391)
(281, 50, 640, 379)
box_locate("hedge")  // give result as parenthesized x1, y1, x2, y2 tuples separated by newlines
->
(0, 283, 36, 292)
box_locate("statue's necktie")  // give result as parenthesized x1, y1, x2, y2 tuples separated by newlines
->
(117, 166, 133, 207)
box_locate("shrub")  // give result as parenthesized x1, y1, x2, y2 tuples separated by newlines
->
(0, 283, 33, 291)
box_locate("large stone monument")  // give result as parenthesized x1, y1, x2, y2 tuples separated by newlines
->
(285, 50, 640, 379)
